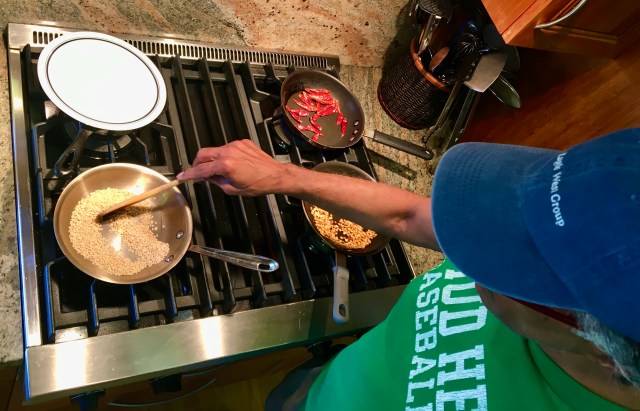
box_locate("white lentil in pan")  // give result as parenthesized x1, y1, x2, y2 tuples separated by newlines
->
(68, 187, 170, 276)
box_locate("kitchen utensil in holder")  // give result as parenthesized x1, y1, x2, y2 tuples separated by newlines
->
(378, 37, 451, 130)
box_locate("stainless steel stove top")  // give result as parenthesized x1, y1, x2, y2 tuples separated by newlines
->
(7, 22, 414, 404)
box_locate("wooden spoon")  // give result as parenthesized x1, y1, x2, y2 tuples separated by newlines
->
(97, 179, 182, 221)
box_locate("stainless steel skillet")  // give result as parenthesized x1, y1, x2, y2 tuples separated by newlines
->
(53, 163, 278, 285)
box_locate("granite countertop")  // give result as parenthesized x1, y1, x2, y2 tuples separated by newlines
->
(0, 1, 444, 366)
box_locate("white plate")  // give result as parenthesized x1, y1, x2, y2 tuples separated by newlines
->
(37, 31, 167, 131)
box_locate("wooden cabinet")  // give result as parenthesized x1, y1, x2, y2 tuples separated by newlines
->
(481, 0, 640, 57)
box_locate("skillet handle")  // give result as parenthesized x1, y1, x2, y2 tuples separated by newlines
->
(188, 245, 279, 272)
(333, 252, 350, 324)
(54, 128, 94, 176)
(363, 130, 434, 160)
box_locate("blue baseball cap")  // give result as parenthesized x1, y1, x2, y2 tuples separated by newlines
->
(431, 128, 640, 342)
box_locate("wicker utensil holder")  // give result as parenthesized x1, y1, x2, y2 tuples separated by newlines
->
(378, 38, 450, 130)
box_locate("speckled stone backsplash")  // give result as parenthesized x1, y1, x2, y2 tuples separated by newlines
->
(0, 0, 416, 67)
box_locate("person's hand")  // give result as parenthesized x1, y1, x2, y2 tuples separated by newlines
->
(176, 139, 290, 196)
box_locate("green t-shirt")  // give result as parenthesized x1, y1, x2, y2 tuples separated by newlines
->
(304, 259, 626, 411)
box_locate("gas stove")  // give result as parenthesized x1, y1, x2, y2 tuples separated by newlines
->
(7, 22, 414, 403)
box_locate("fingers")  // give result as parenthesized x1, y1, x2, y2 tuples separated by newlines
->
(191, 140, 261, 167)
(176, 140, 274, 196)
(177, 159, 223, 181)
(179, 140, 245, 179)
(192, 147, 220, 167)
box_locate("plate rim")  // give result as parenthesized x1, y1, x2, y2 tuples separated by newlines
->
(37, 31, 167, 131)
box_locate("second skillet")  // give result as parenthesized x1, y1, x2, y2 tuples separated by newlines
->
(301, 161, 390, 324)
(280, 69, 434, 160)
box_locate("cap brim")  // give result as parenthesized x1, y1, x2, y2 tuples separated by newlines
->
(432, 142, 582, 310)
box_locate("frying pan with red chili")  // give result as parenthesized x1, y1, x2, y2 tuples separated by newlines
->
(301, 161, 390, 324)
(280, 69, 434, 160)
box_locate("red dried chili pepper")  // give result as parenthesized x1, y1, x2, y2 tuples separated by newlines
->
(285, 105, 302, 122)
(292, 98, 314, 112)
(316, 102, 337, 117)
(287, 107, 310, 122)
(299, 92, 317, 111)
(308, 94, 334, 105)
(297, 123, 323, 136)
(310, 115, 323, 132)
(306, 88, 332, 97)
(286, 87, 349, 139)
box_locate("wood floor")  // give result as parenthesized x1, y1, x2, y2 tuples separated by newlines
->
(8, 370, 288, 411)
(463, 39, 640, 148)
(119, 372, 288, 411)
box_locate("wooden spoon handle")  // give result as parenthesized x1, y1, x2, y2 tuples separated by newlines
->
(97, 179, 182, 221)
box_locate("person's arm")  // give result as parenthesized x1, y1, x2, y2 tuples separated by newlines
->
(177, 139, 440, 250)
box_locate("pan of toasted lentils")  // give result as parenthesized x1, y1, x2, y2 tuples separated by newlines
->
(301, 161, 390, 325)
(301, 162, 390, 255)
(54, 163, 279, 285)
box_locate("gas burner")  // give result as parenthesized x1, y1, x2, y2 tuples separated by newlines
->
(62, 122, 135, 159)
(35, 116, 172, 174)
(268, 107, 315, 152)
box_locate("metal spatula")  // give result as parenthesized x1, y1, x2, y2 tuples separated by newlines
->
(489, 74, 521, 108)
(464, 52, 507, 92)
